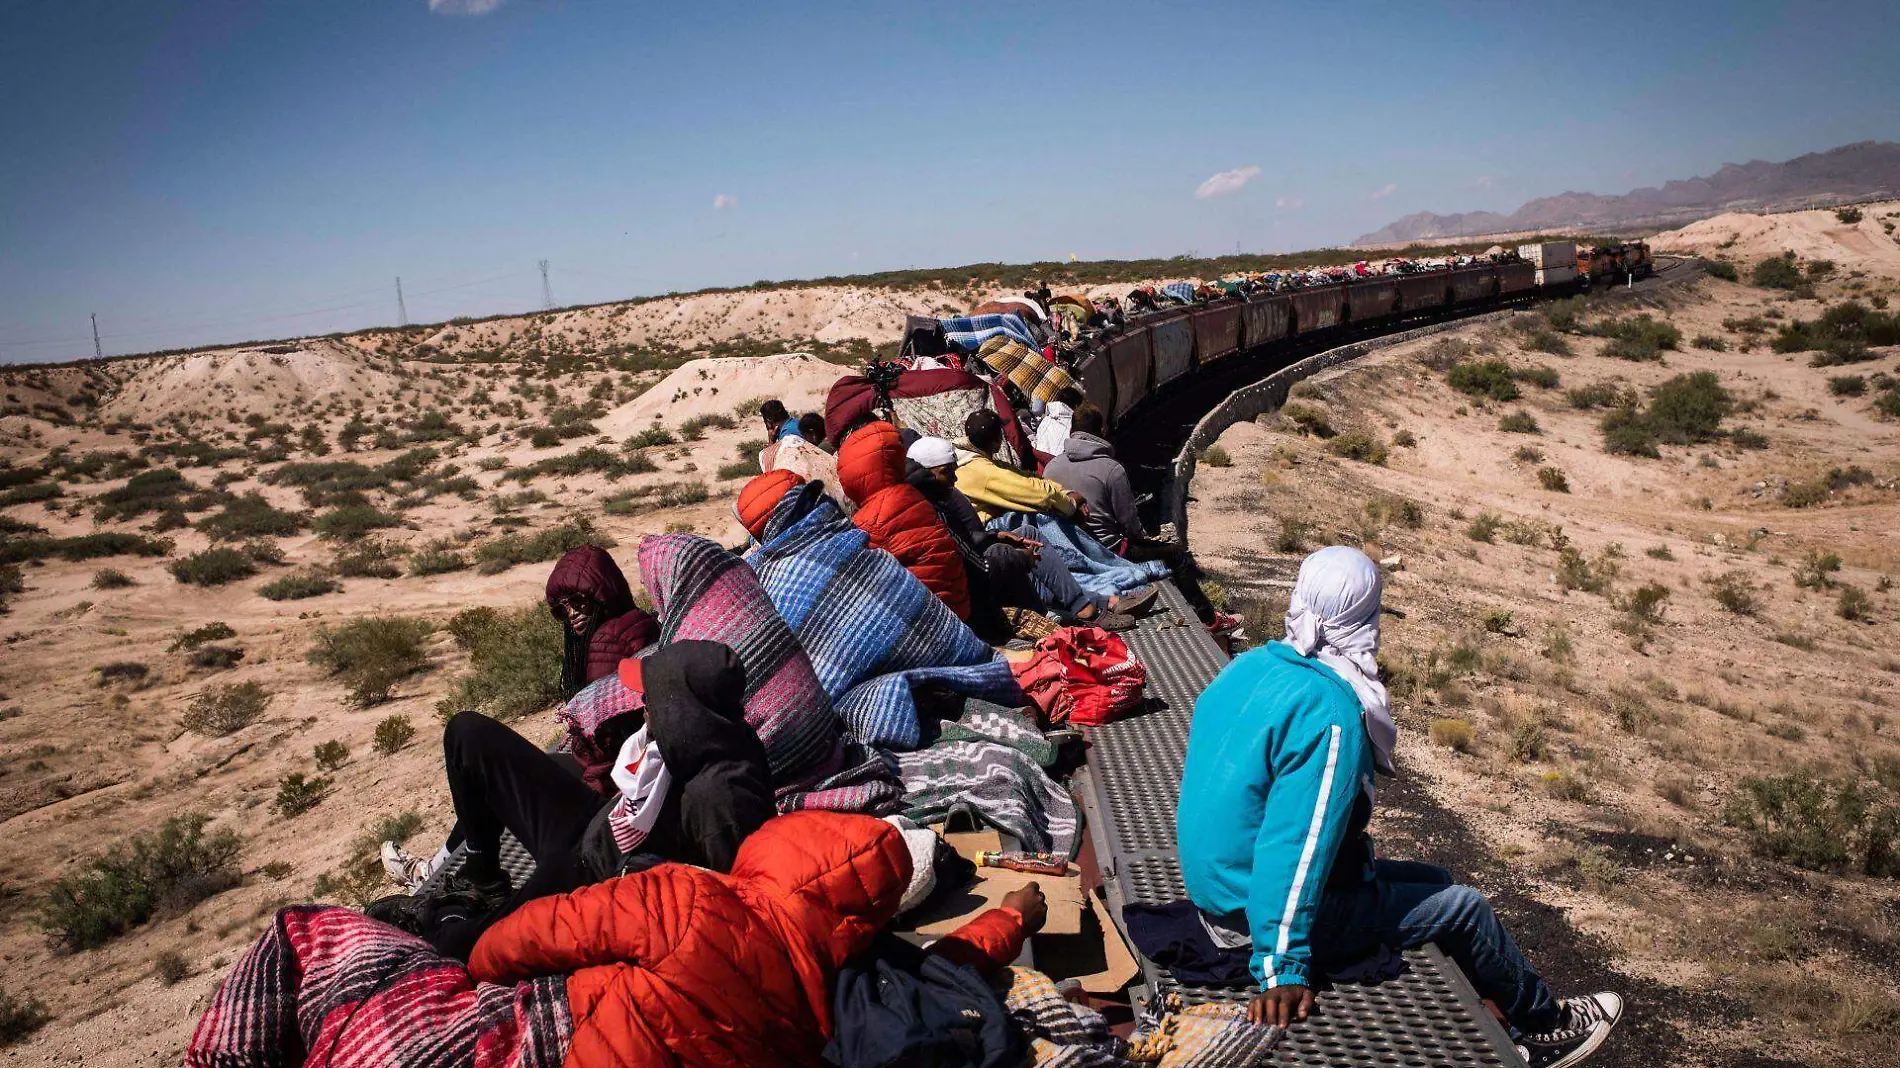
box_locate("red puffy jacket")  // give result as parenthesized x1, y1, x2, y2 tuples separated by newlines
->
(470, 812, 1024, 1068)
(836, 422, 972, 620)
(546, 545, 659, 687)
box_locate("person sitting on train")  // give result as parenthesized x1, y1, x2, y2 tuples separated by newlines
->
(1176, 546, 1623, 1067)
(1042, 403, 1176, 564)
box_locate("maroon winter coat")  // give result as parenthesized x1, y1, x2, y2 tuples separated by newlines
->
(546, 545, 659, 694)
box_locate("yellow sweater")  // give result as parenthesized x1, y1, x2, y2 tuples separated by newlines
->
(958, 455, 1078, 523)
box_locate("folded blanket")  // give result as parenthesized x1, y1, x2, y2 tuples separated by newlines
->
(897, 731, 1078, 857)
(941, 313, 1043, 353)
(749, 484, 1022, 750)
(1001, 966, 1281, 1068)
(939, 700, 1059, 767)
(186, 905, 570, 1068)
(987, 511, 1170, 599)
(978, 336, 1077, 406)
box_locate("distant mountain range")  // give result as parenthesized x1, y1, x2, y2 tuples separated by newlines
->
(1352, 140, 1900, 246)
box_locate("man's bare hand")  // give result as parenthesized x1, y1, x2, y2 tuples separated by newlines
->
(1248, 986, 1313, 1029)
(1000, 883, 1047, 933)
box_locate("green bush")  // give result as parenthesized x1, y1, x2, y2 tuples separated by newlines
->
(90, 567, 136, 589)
(1447, 359, 1519, 401)
(274, 773, 328, 818)
(1728, 427, 1769, 450)
(196, 493, 306, 541)
(258, 570, 340, 601)
(1793, 550, 1842, 590)
(313, 740, 350, 771)
(182, 681, 271, 735)
(1599, 408, 1659, 457)
(440, 604, 566, 720)
(313, 504, 403, 542)
(373, 714, 417, 755)
(169, 547, 258, 586)
(1595, 314, 1681, 352)
(1770, 301, 1900, 358)
(1498, 411, 1541, 434)
(332, 539, 403, 579)
(474, 516, 610, 574)
(502, 447, 637, 483)
(1647, 372, 1734, 443)
(0, 482, 61, 507)
(715, 458, 761, 481)
(93, 469, 215, 522)
(1513, 365, 1561, 389)
(408, 539, 468, 576)
(0, 990, 50, 1046)
(0, 532, 173, 566)
(1707, 570, 1762, 616)
(1326, 431, 1387, 465)
(1691, 334, 1728, 351)
(37, 813, 241, 951)
(1537, 467, 1570, 493)
(1839, 585, 1873, 622)
(1525, 329, 1572, 356)
(1836, 207, 1863, 224)
(1752, 255, 1804, 290)
(188, 644, 245, 671)
(679, 413, 737, 440)
(1829, 375, 1867, 397)
(625, 426, 677, 449)
(94, 661, 150, 687)
(170, 621, 235, 651)
(1565, 382, 1633, 410)
(1201, 445, 1232, 468)
(308, 616, 434, 706)
(1363, 493, 1424, 530)
(1465, 512, 1503, 543)
(1703, 259, 1740, 281)
(1278, 402, 1335, 438)
(1724, 772, 1899, 876)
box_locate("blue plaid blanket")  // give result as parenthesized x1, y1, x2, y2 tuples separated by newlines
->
(988, 511, 1169, 599)
(747, 484, 1021, 750)
(1161, 281, 1198, 305)
(940, 313, 1041, 353)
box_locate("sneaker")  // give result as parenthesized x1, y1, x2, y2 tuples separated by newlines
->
(436, 864, 511, 903)
(364, 894, 427, 936)
(381, 842, 437, 891)
(1089, 608, 1139, 633)
(1518, 992, 1623, 1068)
(1112, 585, 1160, 616)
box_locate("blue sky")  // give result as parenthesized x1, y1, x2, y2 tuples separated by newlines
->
(3, 0, 1896, 362)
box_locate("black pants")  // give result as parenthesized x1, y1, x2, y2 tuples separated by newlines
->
(429, 710, 609, 960)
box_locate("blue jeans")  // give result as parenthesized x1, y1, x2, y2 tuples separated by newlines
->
(1313, 860, 1561, 1032)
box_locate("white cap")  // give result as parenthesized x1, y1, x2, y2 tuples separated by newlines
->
(906, 436, 957, 468)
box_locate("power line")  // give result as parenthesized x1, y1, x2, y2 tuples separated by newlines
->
(395, 277, 408, 326)
(539, 259, 554, 310)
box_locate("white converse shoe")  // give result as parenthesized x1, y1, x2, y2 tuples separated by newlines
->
(380, 841, 439, 892)
(1518, 992, 1624, 1068)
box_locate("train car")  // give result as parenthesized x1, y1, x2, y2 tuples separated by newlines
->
(1150, 312, 1196, 388)
(1075, 350, 1114, 419)
(1498, 260, 1536, 296)
(1450, 265, 1495, 304)
(1396, 272, 1450, 311)
(1106, 327, 1152, 420)
(1240, 292, 1292, 349)
(1345, 278, 1398, 322)
(1288, 286, 1345, 333)
(1191, 302, 1245, 366)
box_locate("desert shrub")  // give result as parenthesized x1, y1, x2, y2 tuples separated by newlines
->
(153, 950, 190, 985)
(1447, 359, 1519, 402)
(408, 539, 468, 575)
(439, 604, 565, 720)
(1805, 259, 1835, 280)
(1751, 255, 1803, 290)
(1565, 382, 1633, 410)
(1599, 408, 1659, 457)
(1729, 427, 1769, 450)
(169, 547, 257, 586)
(1541, 768, 1592, 802)
(1646, 544, 1675, 560)
(373, 714, 416, 755)
(242, 539, 287, 565)
(1480, 609, 1513, 634)
(170, 621, 235, 651)
(313, 740, 350, 771)
(1602, 335, 1663, 362)
(90, 567, 135, 589)
(1391, 429, 1417, 447)
(1536, 466, 1570, 492)
(1326, 431, 1387, 465)
(197, 493, 305, 541)
(1498, 410, 1541, 434)
(307, 616, 433, 706)
(313, 504, 402, 542)
(182, 681, 271, 735)
(1596, 314, 1681, 351)
(1363, 493, 1424, 530)
(715, 458, 761, 480)
(1839, 585, 1873, 622)
(1525, 330, 1572, 355)
(1273, 517, 1311, 553)
(1648, 372, 1733, 441)
(1610, 689, 1654, 733)
(0, 482, 61, 508)
(3, 561, 30, 612)
(93, 469, 215, 522)
(94, 661, 150, 688)
(1780, 480, 1828, 508)
(679, 413, 736, 440)
(1793, 550, 1842, 590)
(1707, 570, 1763, 616)
(503, 447, 636, 483)
(474, 516, 609, 574)
(1429, 718, 1477, 753)
(332, 539, 402, 579)
(259, 570, 339, 601)
(1829, 375, 1867, 397)
(0, 532, 174, 567)
(274, 773, 328, 818)
(1836, 207, 1863, 224)
(1771, 301, 1900, 359)
(1623, 582, 1671, 624)
(1702, 259, 1740, 281)
(37, 813, 241, 951)
(1465, 512, 1503, 543)
(1278, 402, 1335, 438)
(1724, 772, 1899, 876)
(1201, 445, 1232, 468)
(0, 990, 50, 1046)
(1556, 546, 1615, 595)
(1691, 334, 1728, 351)
(624, 426, 677, 449)
(1514, 365, 1561, 389)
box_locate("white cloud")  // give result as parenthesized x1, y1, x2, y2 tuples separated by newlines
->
(712, 193, 738, 211)
(1194, 166, 1261, 200)
(429, 0, 502, 14)
(1370, 183, 1398, 200)
(1275, 195, 1304, 210)
(1475, 175, 1495, 189)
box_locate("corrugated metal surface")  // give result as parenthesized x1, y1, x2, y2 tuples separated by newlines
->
(1519, 241, 1576, 268)
(1241, 294, 1291, 348)
(1451, 266, 1495, 303)
(1076, 351, 1114, 417)
(1107, 329, 1152, 419)
(1535, 265, 1578, 286)
(1191, 304, 1244, 365)
(1289, 287, 1344, 333)
(1498, 261, 1536, 294)
(1346, 280, 1397, 321)
(1150, 313, 1196, 387)
(1397, 273, 1449, 310)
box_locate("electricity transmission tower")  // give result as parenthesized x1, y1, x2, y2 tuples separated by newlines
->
(395, 277, 408, 326)
(540, 259, 554, 310)
(91, 313, 103, 359)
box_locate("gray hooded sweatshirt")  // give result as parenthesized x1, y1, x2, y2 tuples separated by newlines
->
(1043, 432, 1146, 547)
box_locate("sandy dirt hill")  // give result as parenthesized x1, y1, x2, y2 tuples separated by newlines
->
(96, 339, 409, 426)
(1651, 201, 1900, 277)
(597, 352, 847, 437)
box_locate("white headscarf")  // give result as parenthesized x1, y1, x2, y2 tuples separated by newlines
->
(1032, 400, 1074, 457)
(1283, 546, 1395, 775)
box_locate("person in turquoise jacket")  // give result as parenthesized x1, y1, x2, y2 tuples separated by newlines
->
(1177, 546, 1623, 1068)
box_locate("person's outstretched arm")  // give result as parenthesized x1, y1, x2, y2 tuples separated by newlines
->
(927, 885, 1044, 974)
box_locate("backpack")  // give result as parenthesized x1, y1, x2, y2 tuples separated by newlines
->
(825, 934, 1018, 1068)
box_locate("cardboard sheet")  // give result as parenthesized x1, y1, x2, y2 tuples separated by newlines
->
(910, 829, 1084, 937)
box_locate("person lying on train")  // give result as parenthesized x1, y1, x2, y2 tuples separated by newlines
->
(1176, 546, 1624, 1068)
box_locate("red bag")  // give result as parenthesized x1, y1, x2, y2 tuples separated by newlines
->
(1011, 626, 1147, 727)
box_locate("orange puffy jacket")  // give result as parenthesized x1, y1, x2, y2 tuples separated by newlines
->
(836, 421, 973, 620)
(469, 812, 1025, 1068)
